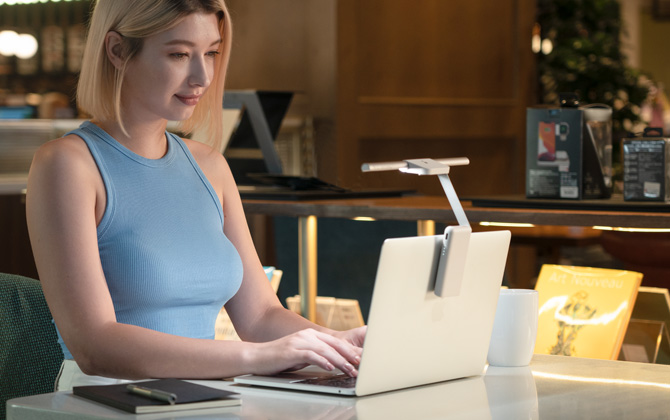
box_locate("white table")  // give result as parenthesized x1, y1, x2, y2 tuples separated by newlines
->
(8, 354, 670, 419)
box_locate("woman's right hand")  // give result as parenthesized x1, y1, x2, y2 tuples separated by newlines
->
(248, 328, 363, 377)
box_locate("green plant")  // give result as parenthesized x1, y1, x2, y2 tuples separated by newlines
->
(536, 0, 649, 134)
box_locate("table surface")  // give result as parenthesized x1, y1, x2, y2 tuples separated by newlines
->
(8, 354, 670, 419)
(242, 195, 670, 229)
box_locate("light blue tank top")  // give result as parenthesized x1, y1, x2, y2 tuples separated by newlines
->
(57, 121, 243, 359)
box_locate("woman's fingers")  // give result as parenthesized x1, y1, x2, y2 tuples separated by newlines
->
(332, 326, 367, 347)
(254, 328, 364, 377)
(289, 329, 360, 376)
(308, 330, 362, 369)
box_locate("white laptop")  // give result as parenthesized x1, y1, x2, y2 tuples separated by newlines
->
(227, 374, 490, 419)
(234, 229, 511, 396)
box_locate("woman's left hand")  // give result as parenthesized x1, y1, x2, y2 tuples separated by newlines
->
(332, 325, 367, 348)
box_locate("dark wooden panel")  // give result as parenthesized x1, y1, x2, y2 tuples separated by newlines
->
(352, 105, 524, 137)
(354, 0, 518, 102)
(321, 0, 536, 196)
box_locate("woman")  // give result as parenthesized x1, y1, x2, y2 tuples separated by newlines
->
(26, 0, 365, 390)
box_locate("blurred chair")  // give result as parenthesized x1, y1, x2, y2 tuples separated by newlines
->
(0, 273, 64, 419)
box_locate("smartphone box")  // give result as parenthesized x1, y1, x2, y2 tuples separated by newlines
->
(526, 107, 611, 199)
(623, 136, 670, 202)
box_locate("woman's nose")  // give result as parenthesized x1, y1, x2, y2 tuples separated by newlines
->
(189, 57, 212, 88)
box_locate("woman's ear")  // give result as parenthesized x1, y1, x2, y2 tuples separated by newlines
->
(104, 31, 125, 69)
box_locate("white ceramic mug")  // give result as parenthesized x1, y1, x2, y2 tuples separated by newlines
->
(487, 289, 538, 367)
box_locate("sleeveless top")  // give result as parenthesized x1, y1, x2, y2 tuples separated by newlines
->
(57, 121, 243, 359)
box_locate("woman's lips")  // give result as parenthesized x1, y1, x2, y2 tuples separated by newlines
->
(175, 94, 201, 106)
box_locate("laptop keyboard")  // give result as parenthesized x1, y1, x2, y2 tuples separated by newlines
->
(298, 373, 357, 388)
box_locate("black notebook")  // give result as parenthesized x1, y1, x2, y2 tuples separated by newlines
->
(73, 378, 240, 414)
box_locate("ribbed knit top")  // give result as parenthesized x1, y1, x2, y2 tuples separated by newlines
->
(57, 121, 243, 359)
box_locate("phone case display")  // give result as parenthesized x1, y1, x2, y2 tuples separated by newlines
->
(526, 105, 612, 199)
(623, 129, 670, 202)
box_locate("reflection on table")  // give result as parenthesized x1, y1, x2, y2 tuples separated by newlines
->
(8, 354, 670, 419)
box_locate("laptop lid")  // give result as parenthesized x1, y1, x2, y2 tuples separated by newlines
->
(235, 230, 511, 396)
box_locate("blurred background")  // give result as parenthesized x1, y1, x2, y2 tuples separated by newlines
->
(2, 0, 669, 319)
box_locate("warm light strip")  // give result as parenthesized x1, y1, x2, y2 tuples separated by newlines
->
(351, 217, 376, 222)
(533, 371, 670, 390)
(593, 226, 670, 233)
(480, 222, 535, 228)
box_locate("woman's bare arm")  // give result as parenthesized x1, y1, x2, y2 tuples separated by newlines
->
(27, 136, 362, 380)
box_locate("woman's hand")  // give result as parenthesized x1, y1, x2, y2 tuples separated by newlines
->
(332, 325, 367, 348)
(249, 328, 363, 377)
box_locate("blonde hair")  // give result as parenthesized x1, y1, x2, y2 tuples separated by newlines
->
(77, 0, 232, 151)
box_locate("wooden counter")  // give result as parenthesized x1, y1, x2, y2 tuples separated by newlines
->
(241, 194, 670, 320)
(242, 195, 670, 229)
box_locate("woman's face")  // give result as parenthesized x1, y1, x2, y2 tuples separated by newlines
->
(121, 12, 222, 123)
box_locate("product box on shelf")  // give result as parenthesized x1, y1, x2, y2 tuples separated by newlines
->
(623, 128, 670, 202)
(526, 104, 612, 200)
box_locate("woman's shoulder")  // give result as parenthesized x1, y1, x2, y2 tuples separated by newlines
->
(181, 137, 221, 158)
(180, 137, 235, 200)
(181, 137, 230, 172)
(33, 133, 93, 169)
(30, 133, 99, 189)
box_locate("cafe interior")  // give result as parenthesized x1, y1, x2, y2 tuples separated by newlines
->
(3, 0, 670, 418)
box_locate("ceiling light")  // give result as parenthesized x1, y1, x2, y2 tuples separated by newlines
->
(15, 33, 38, 59)
(0, 30, 19, 56)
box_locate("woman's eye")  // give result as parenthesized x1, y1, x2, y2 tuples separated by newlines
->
(171, 53, 188, 60)
(206, 51, 220, 58)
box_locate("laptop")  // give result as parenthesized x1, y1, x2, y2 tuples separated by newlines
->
(234, 229, 511, 396)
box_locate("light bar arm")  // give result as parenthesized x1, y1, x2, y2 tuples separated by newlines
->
(361, 157, 472, 298)
(438, 174, 469, 227)
(362, 157, 469, 173)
